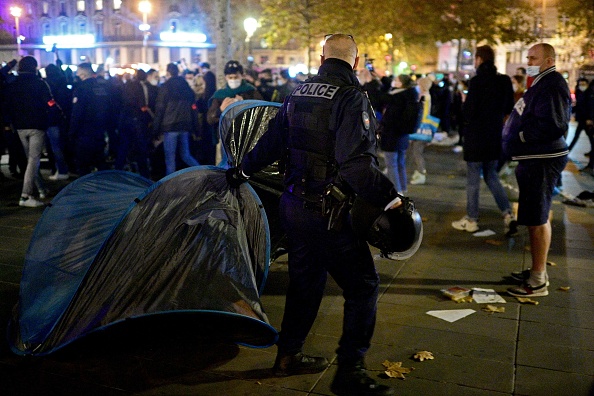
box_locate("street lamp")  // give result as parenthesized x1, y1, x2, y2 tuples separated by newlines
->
(243, 17, 257, 69)
(10, 6, 22, 56)
(138, 0, 151, 64)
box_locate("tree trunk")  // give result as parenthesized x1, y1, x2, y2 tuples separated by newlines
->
(214, 0, 232, 87)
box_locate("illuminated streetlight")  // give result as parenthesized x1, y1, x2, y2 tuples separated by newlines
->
(243, 17, 257, 68)
(138, 0, 151, 64)
(10, 6, 22, 56)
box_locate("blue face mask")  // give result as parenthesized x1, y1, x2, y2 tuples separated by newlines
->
(526, 65, 541, 77)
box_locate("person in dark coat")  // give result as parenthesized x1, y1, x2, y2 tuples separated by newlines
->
(568, 78, 593, 153)
(195, 62, 218, 165)
(451, 45, 517, 235)
(153, 63, 200, 175)
(379, 74, 419, 193)
(3, 56, 52, 206)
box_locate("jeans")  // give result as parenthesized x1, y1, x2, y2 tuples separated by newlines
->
(277, 193, 379, 365)
(466, 160, 512, 222)
(384, 149, 408, 193)
(410, 140, 427, 173)
(163, 131, 200, 175)
(17, 129, 45, 197)
(46, 126, 69, 175)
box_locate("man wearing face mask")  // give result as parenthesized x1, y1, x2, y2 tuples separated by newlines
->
(226, 34, 399, 396)
(502, 43, 571, 297)
(206, 60, 262, 128)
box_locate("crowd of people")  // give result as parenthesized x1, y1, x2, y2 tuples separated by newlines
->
(0, 55, 300, 207)
(1, 36, 592, 395)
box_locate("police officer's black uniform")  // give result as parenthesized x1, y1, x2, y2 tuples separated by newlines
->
(240, 55, 398, 395)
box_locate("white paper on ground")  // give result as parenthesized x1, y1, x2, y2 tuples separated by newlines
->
(426, 309, 476, 323)
(473, 229, 496, 237)
(472, 288, 507, 304)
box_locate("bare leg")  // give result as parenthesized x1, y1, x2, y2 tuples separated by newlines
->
(528, 222, 551, 272)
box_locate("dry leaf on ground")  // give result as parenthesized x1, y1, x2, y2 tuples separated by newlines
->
(413, 351, 434, 361)
(382, 360, 414, 379)
(557, 286, 570, 291)
(516, 297, 539, 305)
(485, 239, 503, 246)
(482, 305, 505, 314)
(547, 261, 557, 266)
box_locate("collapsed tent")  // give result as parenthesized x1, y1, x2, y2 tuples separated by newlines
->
(219, 100, 287, 258)
(9, 168, 278, 355)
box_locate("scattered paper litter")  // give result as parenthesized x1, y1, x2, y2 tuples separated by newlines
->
(472, 288, 507, 304)
(558, 286, 571, 291)
(441, 286, 471, 302)
(473, 229, 496, 237)
(426, 309, 476, 322)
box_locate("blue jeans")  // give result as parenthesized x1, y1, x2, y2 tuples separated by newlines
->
(384, 150, 407, 193)
(277, 193, 379, 365)
(17, 129, 45, 197)
(163, 131, 200, 175)
(466, 160, 512, 222)
(46, 126, 69, 175)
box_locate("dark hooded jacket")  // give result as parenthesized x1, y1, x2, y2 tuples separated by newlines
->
(462, 61, 514, 162)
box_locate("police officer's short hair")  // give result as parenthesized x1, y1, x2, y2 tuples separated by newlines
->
(18, 56, 38, 73)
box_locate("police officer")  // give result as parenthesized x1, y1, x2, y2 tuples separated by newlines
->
(69, 63, 114, 175)
(228, 34, 399, 396)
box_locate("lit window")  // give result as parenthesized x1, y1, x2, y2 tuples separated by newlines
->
(96, 0, 103, 11)
(61, 22, 68, 35)
(113, 0, 122, 10)
(43, 22, 51, 36)
(42, 1, 49, 14)
(77, 1, 85, 12)
(170, 20, 178, 33)
(79, 21, 86, 34)
(26, 2, 33, 14)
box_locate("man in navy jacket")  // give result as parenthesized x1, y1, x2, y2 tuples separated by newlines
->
(503, 43, 570, 297)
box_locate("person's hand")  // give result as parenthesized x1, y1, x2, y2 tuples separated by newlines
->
(586, 119, 593, 126)
(220, 96, 244, 112)
(226, 167, 249, 188)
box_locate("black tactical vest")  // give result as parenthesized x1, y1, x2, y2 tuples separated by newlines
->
(284, 76, 355, 195)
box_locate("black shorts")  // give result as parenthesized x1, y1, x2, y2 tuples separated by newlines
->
(515, 156, 568, 226)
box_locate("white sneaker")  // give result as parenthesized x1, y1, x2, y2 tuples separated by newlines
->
(452, 216, 479, 232)
(49, 172, 69, 181)
(410, 170, 426, 185)
(19, 196, 45, 208)
(452, 145, 463, 153)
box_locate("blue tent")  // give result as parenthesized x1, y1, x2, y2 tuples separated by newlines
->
(8, 168, 278, 355)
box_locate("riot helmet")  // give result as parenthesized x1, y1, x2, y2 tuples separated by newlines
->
(350, 195, 423, 260)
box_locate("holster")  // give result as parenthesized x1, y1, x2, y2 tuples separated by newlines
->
(323, 184, 354, 232)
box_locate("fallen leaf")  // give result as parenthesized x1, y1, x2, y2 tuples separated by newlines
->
(485, 239, 503, 246)
(382, 360, 414, 379)
(557, 286, 570, 291)
(516, 297, 539, 305)
(547, 261, 557, 266)
(413, 351, 434, 361)
(482, 305, 505, 314)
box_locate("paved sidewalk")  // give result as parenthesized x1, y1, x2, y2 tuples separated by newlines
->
(1, 126, 593, 395)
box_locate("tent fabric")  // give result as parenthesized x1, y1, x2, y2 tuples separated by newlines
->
(9, 167, 277, 355)
(219, 100, 282, 169)
(12, 171, 152, 353)
(218, 100, 287, 258)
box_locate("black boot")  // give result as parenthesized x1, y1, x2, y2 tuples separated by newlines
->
(331, 361, 395, 396)
(272, 352, 329, 377)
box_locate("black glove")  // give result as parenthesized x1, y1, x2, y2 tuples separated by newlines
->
(226, 167, 249, 188)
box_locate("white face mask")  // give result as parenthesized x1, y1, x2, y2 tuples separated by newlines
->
(578, 85, 588, 92)
(149, 79, 158, 86)
(526, 65, 541, 77)
(227, 79, 241, 89)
